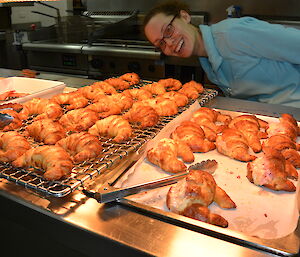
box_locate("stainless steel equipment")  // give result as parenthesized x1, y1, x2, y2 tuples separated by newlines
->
(22, 11, 208, 81)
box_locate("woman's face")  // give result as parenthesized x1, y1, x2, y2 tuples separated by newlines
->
(144, 11, 200, 58)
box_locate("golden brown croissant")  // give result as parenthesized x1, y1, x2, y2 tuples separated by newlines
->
(133, 98, 178, 116)
(12, 145, 73, 181)
(229, 114, 267, 153)
(157, 78, 182, 91)
(123, 105, 159, 128)
(0, 109, 23, 131)
(90, 81, 117, 95)
(178, 80, 204, 99)
(247, 147, 296, 191)
(51, 91, 89, 110)
(88, 115, 132, 142)
(267, 113, 299, 141)
(157, 91, 189, 107)
(95, 93, 133, 111)
(26, 119, 66, 145)
(142, 82, 166, 95)
(76, 86, 105, 100)
(56, 132, 103, 163)
(104, 77, 130, 90)
(59, 108, 98, 132)
(171, 121, 215, 152)
(119, 72, 140, 86)
(167, 169, 236, 227)
(0, 131, 31, 162)
(190, 107, 230, 134)
(85, 97, 122, 118)
(216, 128, 256, 162)
(281, 149, 300, 169)
(123, 88, 153, 101)
(147, 138, 194, 173)
(20, 98, 63, 120)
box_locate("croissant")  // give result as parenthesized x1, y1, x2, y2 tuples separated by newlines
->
(104, 78, 130, 90)
(157, 78, 182, 91)
(12, 145, 73, 181)
(142, 82, 166, 95)
(167, 169, 236, 227)
(76, 86, 105, 100)
(171, 121, 215, 152)
(178, 80, 204, 99)
(157, 91, 189, 107)
(229, 114, 267, 153)
(51, 91, 89, 110)
(26, 119, 66, 145)
(96, 93, 133, 111)
(59, 108, 98, 132)
(247, 147, 296, 191)
(90, 81, 117, 95)
(147, 138, 194, 173)
(191, 107, 231, 133)
(0, 109, 23, 131)
(123, 88, 153, 101)
(0, 131, 31, 162)
(119, 72, 140, 86)
(267, 113, 299, 141)
(20, 98, 63, 120)
(216, 128, 256, 162)
(85, 96, 122, 118)
(88, 115, 132, 142)
(281, 148, 300, 169)
(56, 132, 103, 163)
(123, 105, 159, 128)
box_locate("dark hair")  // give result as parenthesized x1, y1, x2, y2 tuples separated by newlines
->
(143, 0, 190, 28)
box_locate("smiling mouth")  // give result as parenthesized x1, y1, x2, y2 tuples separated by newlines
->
(175, 38, 184, 53)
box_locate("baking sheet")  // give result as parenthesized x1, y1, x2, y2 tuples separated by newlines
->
(116, 102, 300, 240)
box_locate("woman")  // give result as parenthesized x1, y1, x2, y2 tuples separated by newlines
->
(143, 0, 300, 108)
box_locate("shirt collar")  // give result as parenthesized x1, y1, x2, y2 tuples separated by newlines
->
(199, 24, 223, 72)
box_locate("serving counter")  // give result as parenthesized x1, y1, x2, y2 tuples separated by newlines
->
(0, 68, 299, 257)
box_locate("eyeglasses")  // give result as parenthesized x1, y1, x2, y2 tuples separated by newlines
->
(157, 14, 177, 52)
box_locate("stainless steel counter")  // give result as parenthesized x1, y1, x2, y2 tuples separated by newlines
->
(0, 69, 298, 257)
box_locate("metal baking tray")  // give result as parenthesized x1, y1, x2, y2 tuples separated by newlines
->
(0, 84, 218, 197)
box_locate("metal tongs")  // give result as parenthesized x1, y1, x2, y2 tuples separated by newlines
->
(84, 160, 217, 204)
(0, 112, 13, 129)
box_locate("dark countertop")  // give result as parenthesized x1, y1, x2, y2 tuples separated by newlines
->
(0, 68, 298, 257)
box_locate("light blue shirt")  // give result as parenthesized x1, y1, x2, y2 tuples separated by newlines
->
(199, 17, 300, 108)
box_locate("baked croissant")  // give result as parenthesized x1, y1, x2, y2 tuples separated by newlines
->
(157, 91, 189, 107)
(133, 98, 178, 116)
(26, 119, 66, 145)
(191, 107, 231, 134)
(158, 78, 182, 91)
(90, 81, 117, 95)
(142, 82, 166, 95)
(51, 91, 89, 110)
(0, 131, 31, 162)
(56, 132, 103, 163)
(247, 147, 297, 191)
(20, 98, 63, 120)
(171, 121, 215, 152)
(94, 93, 133, 111)
(123, 105, 159, 128)
(123, 88, 153, 101)
(59, 108, 99, 132)
(216, 128, 256, 162)
(119, 72, 140, 86)
(167, 169, 236, 227)
(76, 86, 105, 100)
(85, 97, 122, 118)
(147, 138, 194, 173)
(0, 109, 23, 131)
(229, 114, 267, 153)
(267, 113, 299, 141)
(88, 115, 132, 142)
(12, 145, 73, 181)
(104, 77, 130, 90)
(178, 80, 204, 99)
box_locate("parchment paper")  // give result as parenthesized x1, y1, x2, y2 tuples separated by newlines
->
(116, 102, 299, 239)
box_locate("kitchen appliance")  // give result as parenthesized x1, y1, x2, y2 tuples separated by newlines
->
(22, 11, 208, 81)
